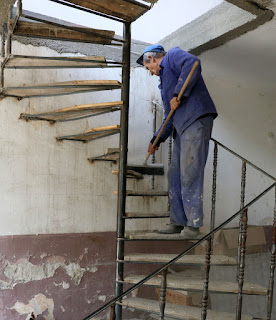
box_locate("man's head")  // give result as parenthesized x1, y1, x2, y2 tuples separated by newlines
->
(136, 44, 166, 76)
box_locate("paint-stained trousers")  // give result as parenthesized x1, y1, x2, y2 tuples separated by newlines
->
(168, 116, 213, 228)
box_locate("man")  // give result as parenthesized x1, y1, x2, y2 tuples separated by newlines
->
(136, 45, 217, 239)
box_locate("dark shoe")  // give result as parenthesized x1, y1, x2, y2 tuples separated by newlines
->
(157, 224, 184, 234)
(180, 226, 200, 239)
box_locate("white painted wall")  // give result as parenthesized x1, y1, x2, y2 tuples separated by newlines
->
(0, 40, 168, 236)
(201, 5, 276, 228)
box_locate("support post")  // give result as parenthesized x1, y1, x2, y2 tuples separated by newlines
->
(151, 101, 157, 190)
(115, 21, 131, 320)
(236, 208, 248, 319)
(237, 161, 247, 282)
(267, 186, 276, 319)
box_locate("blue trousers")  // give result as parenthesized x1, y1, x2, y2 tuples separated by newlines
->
(168, 116, 213, 228)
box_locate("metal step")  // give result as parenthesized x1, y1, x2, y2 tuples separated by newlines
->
(119, 297, 253, 320)
(3, 55, 122, 69)
(57, 125, 120, 142)
(124, 231, 203, 241)
(122, 274, 268, 295)
(114, 190, 169, 196)
(1, 80, 121, 98)
(122, 253, 237, 265)
(112, 170, 143, 180)
(20, 101, 122, 122)
(124, 211, 170, 219)
(88, 149, 120, 163)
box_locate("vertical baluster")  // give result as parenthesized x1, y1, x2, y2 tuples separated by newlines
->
(167, 133, 173, 212)
(201, 238, 212, 319)
(110, 303, 116, 320)
(151, 102, 157, 190)
(236, 208, 248, 320)
(237, 161, 247, 281)
(267, 185, 276, 319)
(0, 23, 6, 89)
(159, 268, 167, 320)
(201, 142, 218, 319)
(210, 142, 218, 230)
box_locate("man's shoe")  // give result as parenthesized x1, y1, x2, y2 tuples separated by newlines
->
(157, 224, 184, 234)
(180, 226, 200, 239)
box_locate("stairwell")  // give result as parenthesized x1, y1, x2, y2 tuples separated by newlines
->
(0, 1, 275, 320)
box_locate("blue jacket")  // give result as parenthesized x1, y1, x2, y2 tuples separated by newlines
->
(154, 47, 217, 143)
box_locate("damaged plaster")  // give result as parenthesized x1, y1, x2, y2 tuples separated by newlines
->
(11, 293, 54, 320)
(2, 258, 98, 289)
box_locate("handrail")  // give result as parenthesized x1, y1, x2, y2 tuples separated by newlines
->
(211, 138, 276, 181)
(83, 182, 276, 319)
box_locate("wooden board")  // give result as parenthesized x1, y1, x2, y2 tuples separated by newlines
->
(113, 190, 168, 196)
(3, 80, 121, 98)
(124, 211, 170, 218)
(123, 274, 268, 295)
(119, 298, 253, 320)
(20, 101, 122, 122)
(123, 254, 238, 265)
(5, 55, 109, 69)
(63, 0, 152, 22)
(12, 20, 115, 44)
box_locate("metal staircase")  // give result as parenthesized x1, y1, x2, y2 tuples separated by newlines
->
(1, 1, 275, 320)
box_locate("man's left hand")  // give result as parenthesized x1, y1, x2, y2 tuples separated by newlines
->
(170, 97, 180, 111)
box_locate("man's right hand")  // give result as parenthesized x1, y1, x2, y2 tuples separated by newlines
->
(148, 143, 159, 155)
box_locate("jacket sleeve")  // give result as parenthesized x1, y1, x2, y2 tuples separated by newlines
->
(151, 110, 173, 146)
(169, 48, 201, 98)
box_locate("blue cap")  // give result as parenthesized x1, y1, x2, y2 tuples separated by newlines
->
(136, 44, 165, 65)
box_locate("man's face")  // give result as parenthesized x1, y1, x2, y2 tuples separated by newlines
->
(143, 57, 160, 76)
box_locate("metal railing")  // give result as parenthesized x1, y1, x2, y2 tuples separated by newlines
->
(83, 138, 276, 319)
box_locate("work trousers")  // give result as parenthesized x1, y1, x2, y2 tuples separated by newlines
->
(168, 116, 213, 228)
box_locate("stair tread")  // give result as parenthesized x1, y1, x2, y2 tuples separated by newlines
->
(114, 190, 168, 196)
(20, 101, 123, 121)
(124, 211, 170, 218)
(88, 150, 120, 163)
(123, 274, 267, 295)
(123, 253, 237, 265)
(12, 20, 115, 44)
(63, 0, 151, 22)
(57, 125, 120, 142)
(119, 297, 253, 320)
(2, 80, 121, 98)
(5, 55, 111, 69)
(124, 231, 203, 240)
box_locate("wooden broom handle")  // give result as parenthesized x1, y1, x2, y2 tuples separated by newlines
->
(144, 60, 199, 163)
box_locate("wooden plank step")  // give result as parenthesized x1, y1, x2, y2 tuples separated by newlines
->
(20, 101, 122, 122)
(122, 254, 237, 265)
(112, 170, 143, 180)
(113, 190, 168, 196)
(119, 298, 253, 320)
(11, 20, 115, 44)
(4, 55, 120, 69)
(122, 274, 268, 295)
(1, 80, 121, 98)
(124, 231, 203, 241)
(124, 211, 170, 219)
(63, 0, 151, 22)
(57, 125, 120, 142)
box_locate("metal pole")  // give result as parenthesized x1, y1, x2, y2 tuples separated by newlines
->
(210, 142, 218, 230)
(267, 186, 276, 319)
(0, 23, 6, 89)
(115, 21, 131, 320)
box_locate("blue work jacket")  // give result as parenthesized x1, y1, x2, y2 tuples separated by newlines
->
(155, 47, 217, 142)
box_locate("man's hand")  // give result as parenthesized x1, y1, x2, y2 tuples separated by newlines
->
(170, 96, 180, 111)
(148, 143, 159, 155)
